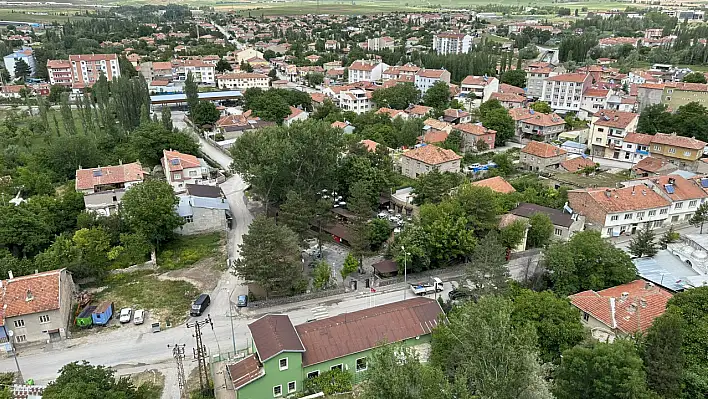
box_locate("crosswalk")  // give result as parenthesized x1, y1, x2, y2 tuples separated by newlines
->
(311, 306, 329, 320)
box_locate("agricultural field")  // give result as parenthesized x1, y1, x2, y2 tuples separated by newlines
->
(0, 8, 94, 23)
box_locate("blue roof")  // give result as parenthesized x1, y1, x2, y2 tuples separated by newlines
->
(177, 195, 229, 217)
(150, 90, 242, 103)
(561, 141, 586, 149)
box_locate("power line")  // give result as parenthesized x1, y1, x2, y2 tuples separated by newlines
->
(187, 315, 213, 394)
(168, 344, 187, 399)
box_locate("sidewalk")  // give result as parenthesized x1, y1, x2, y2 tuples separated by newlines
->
(609, 223, 698, 246)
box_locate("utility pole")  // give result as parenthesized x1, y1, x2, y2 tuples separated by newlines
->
(187, 315, 214, 394)
(168, 344, 187, 399)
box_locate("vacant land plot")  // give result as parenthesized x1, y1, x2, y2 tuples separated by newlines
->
(552, 171, 626, 188)
(157, 232, 226, 272)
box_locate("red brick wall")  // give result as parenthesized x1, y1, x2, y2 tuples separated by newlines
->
(568, 191, 608, 227)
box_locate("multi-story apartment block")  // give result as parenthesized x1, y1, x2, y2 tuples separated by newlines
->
(69, 54, 120, 88)
(338, 88, 374, 114)
(172, 59, 215, 85)
(432, 32, 473, 55)
(662, 82, 708, 110)
(579, 88, 610, 118)
(625, 175, 707, 226)
(216, 72, 269, 90)
(46, 59, 72, 86)
(650, 133, 706, 171)
(347, 60, 388, 83)
(366, 36, 395, 51)
(3, 47, 35, 78)
(381, 64, 420, 81)
(525, 62, 555, 99)
(588, 110, 639, 159)
(459, 75, 499, 107)
(541, 73, 591, 114)
(514, 110, 566, 142)
(414, 69, 451, 94)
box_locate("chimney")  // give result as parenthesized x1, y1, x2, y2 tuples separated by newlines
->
(668, 177, 675, 185)
(8, 271, 13, 280)
(605, 189, 612, 198)
(619, 292, 629, 302)
(644, 281, 655, 290)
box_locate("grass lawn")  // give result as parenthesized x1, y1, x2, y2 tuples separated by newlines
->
(157, 232, 226, 272)
(96, 271, 199, 324)
(552, 171, 626, 188)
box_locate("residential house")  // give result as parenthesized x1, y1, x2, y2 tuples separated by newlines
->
(459, 76, 499, 108)
(454, 123, 496, 151)
(0, 269, 75, 348)
(172, 59, 215, 85)
(176, 194, 230, 235)
(376, 107, 409, 120)
(541, 73, 591, 114)
(471, 176, 516, 194)
(516, 110, 566, 142)
(405, 104, 433, 118)
(215, 111, 274, 138)
(560, 157, 597, 173)
(579, 88, 610, 118)
(347, 60, 388, 83)
(567, 186, 671, 237)
(649, 133, 706, 171)
(621, 132, 653, 164)
(632, 157, 678, 177)
(442, 108, 471, 124)
(432, 32, 473, 55)
(331, 121, 355, 134)
(216, 72, 269, 90)
(490, 92, 526, 109)
(414, 69, 451, 94)
(636, 175, 707, 225)
(382, 64, 420, 81)
(3, 48, 35, 78)
(587, 110, 639, 159)
(75, 162, 146, 216)
(400, 144, 462, 178)
(520, 141, 568, 172)
(513, 202, 585, 241)
(226, 298, 443, 398)
(366, 36, 395, 51)
(358, 139, 380, 152)
(662, 82, 708, 110)
(46, 60, 72, 87)
(161, 150, 211, 192)
(69, 54, 120, 89)
(570, 280, 672, 342)
(284, 106, 309, 126)
(338, 88, 374, 114)
(525, 62, 555, 99)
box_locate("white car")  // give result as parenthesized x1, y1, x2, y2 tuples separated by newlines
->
(119, 308, 133, 324)
(377, 212, 388, 219)
(133, 309, 145, 325)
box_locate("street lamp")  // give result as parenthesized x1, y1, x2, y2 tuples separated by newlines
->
(402, 246, 410, 299)
(7, 330, 22, 383)
(229, 287, 237, 353)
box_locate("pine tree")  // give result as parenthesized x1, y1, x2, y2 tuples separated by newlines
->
(184, 71, 199, 114)
(689, 202, 708, 233)
(628, 224, 658, 258)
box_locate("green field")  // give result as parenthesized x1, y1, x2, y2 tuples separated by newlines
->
(0, 8, 94, 23)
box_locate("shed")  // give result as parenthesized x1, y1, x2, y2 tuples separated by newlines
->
(372, 259, 398, 277)
(76, 305, 96, 328)
(92, 301, 114, 326)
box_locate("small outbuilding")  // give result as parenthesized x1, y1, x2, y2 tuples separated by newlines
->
(372, 259, 399, 277)
(91, 301, 114, 326)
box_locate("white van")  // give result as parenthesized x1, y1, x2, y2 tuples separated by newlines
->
(133, 309, 145, 325)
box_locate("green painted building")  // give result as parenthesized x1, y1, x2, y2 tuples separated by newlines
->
(226, 297, 444, 398)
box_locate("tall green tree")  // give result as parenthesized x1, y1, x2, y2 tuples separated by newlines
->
(466, 232, 509, 296)
(184, 71, 199, 113)
(689, 202, 708, 233)
(422, 81, 450, 109)
(643, 311, 685, 399)
(544, 230, 637, 295)
(431, 296, 552, 399)
(628, 224, 658, 258)
(371, 83, 421, 110)
(682, 72, 707, 83)
(191, 101, 220, 126)
(215, 58, 232, 73)
(59, 92, 77, 136)
(530, 101, 552, 114)
(637, 103, 673, 134)
(118, 55, 137, 78)
(500, 69, 527, 88)
(499, 219, 527, 249)
(480, 103, 515, 146)
(554, 341, 653, 399)
(129, 121, 199, 166)
(234, 215, 304, 298)
(412, 170, 464, 205)
(13, 59, 31, 80)
(120, 180, 183, 250)
(527, 213, 553, 248)
(312, 261, 331, 290)
(161, 106, 173, 131)
(43, 361, 160, 399)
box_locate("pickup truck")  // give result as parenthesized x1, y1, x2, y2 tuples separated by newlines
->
(410, 277, 444, 295)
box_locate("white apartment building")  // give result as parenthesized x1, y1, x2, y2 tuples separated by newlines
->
(366, 36, 395, 51)
(47, 59, 72, 86)
(587, 110, 639, 159)
(541, 73, 591, 114)
(173, 60, 216, 85)
(525, 63, 556, 99)
(414, 69, 451, 94)
(432, 32, 473, 55)
(348, 60, 388, 83)
(459, 75, 499, 107)
(216, 72, 269, 90)
(338, 88, 374, 114)
(3, 48, 35, 78)
(579, 88, 610, 119)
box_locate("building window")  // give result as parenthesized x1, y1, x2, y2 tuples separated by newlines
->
(39, 315, 50, 324)
(675, 202, 684, 209)
(606, 228, 614, 236)
(15, 335, 26, 343)
(668, 148, 676, 154)
(649, 210, 657, 216)
(189, 170, 198, 177)
(287, 381, 296, 393)
(330, 364, 343, 371)
(660, 208, 668, 215)
(583, 312, 590, 322)
(356, 357, 368, 372)
(653, 145, 661, 151)
(307, 371, 320, 379)
(13, 320, 24, 328)
(554, 228, 563, 236)
(690, 200, 698, 208)
(637, 211, 645, 219)
(610, 215, 619, 221)
(273, 385, 282, 397)
(672, 215, 679, 222)
(183, 215, 193, 223)
(624, 213, 633, 220)
(279, 358, 288, 371)
(174, 173, 181, 180)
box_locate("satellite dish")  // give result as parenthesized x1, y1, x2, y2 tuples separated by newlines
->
(7, 330, 13, 337)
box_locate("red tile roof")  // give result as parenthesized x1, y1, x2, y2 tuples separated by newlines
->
(69, 54, 118, 62)
(547, 73, 589, 83)
(632, 157, 673, 174)
(561, 157, 597, 172)
(163, 150, 201, 172)
(583, 88, 609, 97)
(652, 175, 707, 201)
(570, 280, 673, 334)
(652, 133, 706, 150)
(1, 269, 65, 320)
(471, 176, 516, 194)
(406, 104, 433, 116)
(499, 83, 525, 95)
(491, 92, 525, 103)
(461, 75, 494, 86)
(46, 59, 70, 69)
(623, 133, 653, 145)
(420, 129, 449, 144)
(522, 112, 565, 127)
(508, 107, 533, 121)
(376, 107, 407, 119)
(248, 315, 304, 362)
(573, 186, 670, 212)
(295, 297, 443, 366)
(454, 123, 496, 136)
(359, 139, 379, 152)
(592, 110, 638, 129)
(349, 60, 377, 71)
(521, 141, 567, 158)
(403, 144, 461, 165)
(75, 162, 145, 191)
(417, 69, 446, 79)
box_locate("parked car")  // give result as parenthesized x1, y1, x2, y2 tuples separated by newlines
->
(190, 294, 211, 317)
(133, 309, 145, 325)
(237, 295, 248, 307)
(448, 288, 472, 301)
(119, 308, 133, 323)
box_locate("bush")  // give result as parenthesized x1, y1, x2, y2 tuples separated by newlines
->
(303, 368, 353, 395)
